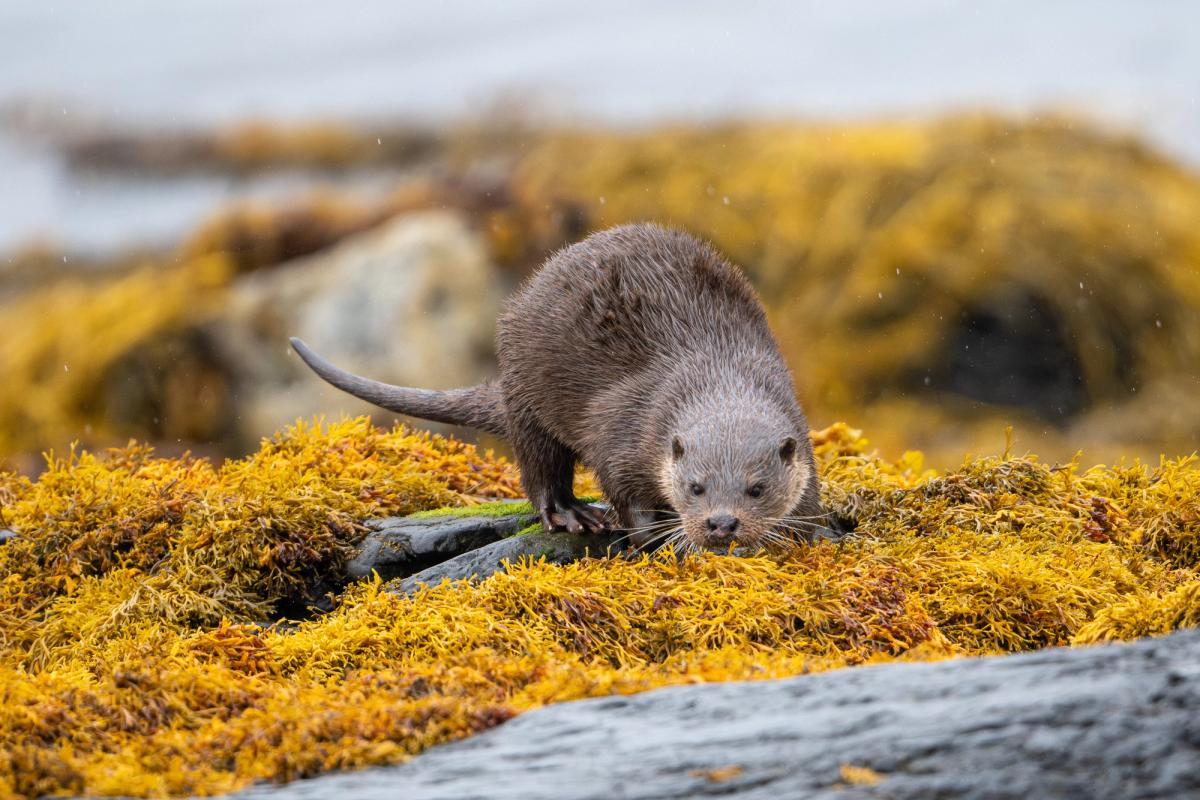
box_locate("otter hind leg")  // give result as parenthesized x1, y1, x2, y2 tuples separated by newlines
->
(509, 410, 609, 535)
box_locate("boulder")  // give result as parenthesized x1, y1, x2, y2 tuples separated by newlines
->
(215, 210, 505, 444)
(227, 628, 1200, 800)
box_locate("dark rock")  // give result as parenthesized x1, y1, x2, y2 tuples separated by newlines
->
(347, 508, 538, 581)
(349, 503, 842, 590)
(0, 528, 15, 544)
(391, 529, 628, 594)
(924, 291, 1091, 425)
(226, 628, 1200, 800)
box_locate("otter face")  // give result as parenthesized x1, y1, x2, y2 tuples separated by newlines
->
(661, 431, 809, 551)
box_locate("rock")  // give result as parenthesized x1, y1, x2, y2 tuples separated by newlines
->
(214, 210, 506, 444)
(347, 507, 538, 581)
(391, 528, 628, 594)
(0, 528, 15, 544)
(227, 628, 1200, 800)
(350, 504, 839, 587)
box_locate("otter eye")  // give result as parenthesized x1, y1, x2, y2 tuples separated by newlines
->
(689, 482, 705, 496)
(746, 483, 764, 499)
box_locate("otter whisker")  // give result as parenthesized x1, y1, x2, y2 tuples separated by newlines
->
(607, 519, 683, 550)
(760, 526, 792, 540)
(663, 532, 685, 553)
(610, 519, 679, 542)
(636, 517, 683, 532)
(632, 526, 683, 556)
(768, 521, 823, 531)
(756, 529, 793, 548)
(609, 516, 681, 538)
(775, 525, 822, 539)
(769, 520, 818, 533)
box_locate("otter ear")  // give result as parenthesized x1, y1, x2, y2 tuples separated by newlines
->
(672, 436, 685, 461)
(779, 437, 798, 463)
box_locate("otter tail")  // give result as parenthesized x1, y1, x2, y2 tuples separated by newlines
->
(289, 338, 508, 436)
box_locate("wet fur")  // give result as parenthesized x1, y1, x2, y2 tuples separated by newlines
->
(293, 223, 823, 546)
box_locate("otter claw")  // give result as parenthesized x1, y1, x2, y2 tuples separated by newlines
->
(541, 502, 611, 535)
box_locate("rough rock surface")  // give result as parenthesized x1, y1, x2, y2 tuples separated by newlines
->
(390, 527, 627, 594)
(346, 507, 537, 581)
(229, 628, 1200, 800)
(348, 506, 842, 588)
(215, 210, 505, 441)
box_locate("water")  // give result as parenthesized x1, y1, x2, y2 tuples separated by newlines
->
(2, 0, 1198, 252)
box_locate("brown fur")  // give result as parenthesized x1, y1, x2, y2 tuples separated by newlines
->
(292, 223, 823, 548)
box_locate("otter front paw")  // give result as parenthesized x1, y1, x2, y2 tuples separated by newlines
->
(540, 501, 612, 535)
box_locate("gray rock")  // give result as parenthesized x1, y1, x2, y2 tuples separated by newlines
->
(0, 528, 15, 544)
(227, 628, 1200, 800)
(347, 508, 538, 580)
(216, 210, 506, 442)
(391, 528, 628, 594)
(350, 503, 843, 589)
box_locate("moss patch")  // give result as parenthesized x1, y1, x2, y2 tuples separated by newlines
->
(408, 499, 534, 520)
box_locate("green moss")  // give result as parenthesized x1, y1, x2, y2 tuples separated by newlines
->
(514, 521, 545, 537)
(409, 499, 534, 520)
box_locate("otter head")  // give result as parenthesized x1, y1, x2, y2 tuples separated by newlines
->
(660, 411, 811, 551)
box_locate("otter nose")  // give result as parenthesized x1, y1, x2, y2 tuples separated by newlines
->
(706, 514, 740, 536)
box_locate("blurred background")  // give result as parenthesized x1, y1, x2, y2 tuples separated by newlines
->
(2, 0, 1198, 473)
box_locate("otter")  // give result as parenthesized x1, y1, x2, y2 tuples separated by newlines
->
(291, 223, 823, 550)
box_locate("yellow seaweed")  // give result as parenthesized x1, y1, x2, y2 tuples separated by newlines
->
(509, 115, 1200, 464)
(0, 419, 1196, 797)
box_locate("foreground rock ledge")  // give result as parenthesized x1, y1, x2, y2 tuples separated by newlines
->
(230, 629, 1199, 800)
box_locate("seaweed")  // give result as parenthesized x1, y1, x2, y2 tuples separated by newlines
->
(0, 420, 1196, 797)
(508, 115, 1200, 464)
(6, 115, 1200, 469)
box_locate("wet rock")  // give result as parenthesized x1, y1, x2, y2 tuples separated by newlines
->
(347, 506, 537, 581)
(391, 528, 627, 594)
(215, 210, 505, 444)
(227, 628, 1200, 800)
